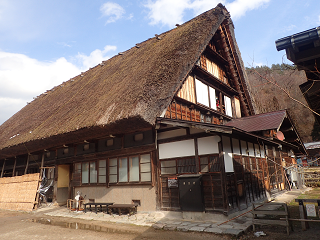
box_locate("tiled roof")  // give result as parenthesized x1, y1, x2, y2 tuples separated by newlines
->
(225, 110, 287, 132)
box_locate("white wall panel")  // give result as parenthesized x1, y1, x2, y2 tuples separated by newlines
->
(159, 139, 195, 159)
(241, 140, 247, 155)
(248, 142, 255, 156)
(195, 79, 209, 107)
(232, 138, 241, 155)
(222, 136, 234, 172)
(254, 144, 261, 157)
(157, 129, 186, 140)
(198, 136, 220, 155)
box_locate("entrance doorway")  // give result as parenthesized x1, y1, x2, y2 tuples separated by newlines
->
(56, 165, 70, 205)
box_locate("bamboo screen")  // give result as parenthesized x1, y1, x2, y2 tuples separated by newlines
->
(0, 173, 40, 212)
(177, 75, 196, 103)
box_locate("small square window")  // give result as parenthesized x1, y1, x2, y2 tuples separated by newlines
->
(106, 139, 114, 147)
(63, 148, 69, 154)
(134, 133, 143, 142)
(83, 144, 90, 151)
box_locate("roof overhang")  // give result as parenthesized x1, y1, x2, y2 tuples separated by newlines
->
(276, 27, 320, 125)
(0, 117, 152, 159)
(156, 117, 305, 154)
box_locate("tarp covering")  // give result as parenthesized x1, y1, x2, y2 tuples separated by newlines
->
(0, 173, 40, 212)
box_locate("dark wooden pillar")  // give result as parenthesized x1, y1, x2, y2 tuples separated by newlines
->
(12, 157, 16, 177)
(0, 160, 5, 178)
(24, 154, 30, 175)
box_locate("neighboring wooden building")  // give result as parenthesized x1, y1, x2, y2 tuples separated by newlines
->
(276, 26, 320, 125)
(0, 4, 306, 214)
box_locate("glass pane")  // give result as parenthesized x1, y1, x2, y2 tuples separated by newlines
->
(99, 160, 106, 168)
(90, 162, 97, 183)
(200, 156, 208, 172)
(109, 175, 117, 183)
(99, 167, 106, 176)
(200, 164, 208, 172)
(200, 156, 208, 165)
(98, 160, 106, 184)
(119, 157, 128, 182)
(129, 156, 139, 182)
(99, 175, 106, 183)
(109, 166, 117, 175)
(160, 160, 176, 168)
(140, 162, 151, 172)
(195, 79, 209, 107)
(224, 95, 232, 117)
(209, 87, 217, 110)
(140, 154, 151, 163)
(109, 158, 117, 167)
(82, 162, 89, 184)
(141, 172, 151, 182)
(161, 167, 176, 174)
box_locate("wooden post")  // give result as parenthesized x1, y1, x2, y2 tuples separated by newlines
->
(0, 159, 5, 178)
(24, 154, 30, 175)
(12, 157, 16, 177)
(298, 200, 309, 230)
(35, 152, 45, 209)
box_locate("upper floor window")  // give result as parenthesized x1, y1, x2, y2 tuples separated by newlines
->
(205, 58, 228, 84)
(195, 78, 233, 117)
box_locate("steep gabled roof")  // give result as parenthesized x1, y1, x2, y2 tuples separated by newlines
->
(0, 4, 235, 157)
(225, 110, 287, 132)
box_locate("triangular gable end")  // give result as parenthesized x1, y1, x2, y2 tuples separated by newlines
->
(162, 16, 254, 125)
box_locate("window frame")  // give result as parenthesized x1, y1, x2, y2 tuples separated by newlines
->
(195, 77, 233, 117)
(73, 159, 108, 186)
(160, 156, 197, 176)
(108, 153, 152, 185)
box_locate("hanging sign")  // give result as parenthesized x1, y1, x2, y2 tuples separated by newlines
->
(168, 177, 178, 188)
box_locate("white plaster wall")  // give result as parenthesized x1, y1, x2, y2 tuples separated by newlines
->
(248, 142, 255, 157)
(75, 185, 156, 211)
(222, 136, 234, 172)
(232, 138, 241, 155)
(197, 136, 220, 155)
(158, 139, 195, 159)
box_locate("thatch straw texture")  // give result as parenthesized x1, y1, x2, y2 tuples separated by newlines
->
(0, 4, 232, 158)
(0, 173, 39, 212)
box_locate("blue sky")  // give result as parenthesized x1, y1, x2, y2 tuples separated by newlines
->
(0, 0, 319, 124)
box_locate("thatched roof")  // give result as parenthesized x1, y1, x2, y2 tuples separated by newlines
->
(0, 4, 235, 158)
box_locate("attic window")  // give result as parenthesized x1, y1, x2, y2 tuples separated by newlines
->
(63, 148, 69, 155)
(83, 144, 90, 151)
(134, 133, 143, 142)
(106, 139, 114, 147)
(46, 152, 50, 158)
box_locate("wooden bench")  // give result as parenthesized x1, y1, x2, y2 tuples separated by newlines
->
(252, 202, 291, 235)
(83, 202, 113, 214)
(108, 203, 138, 216)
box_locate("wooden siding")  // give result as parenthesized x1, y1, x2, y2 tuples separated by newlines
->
(177, 75, 196, 104)
(164, 99, 221, 124)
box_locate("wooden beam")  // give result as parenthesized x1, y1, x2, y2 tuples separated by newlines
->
(0, 160, 5, 178)
(12, 157, 16, 177)
(24, 154, 30, 175)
